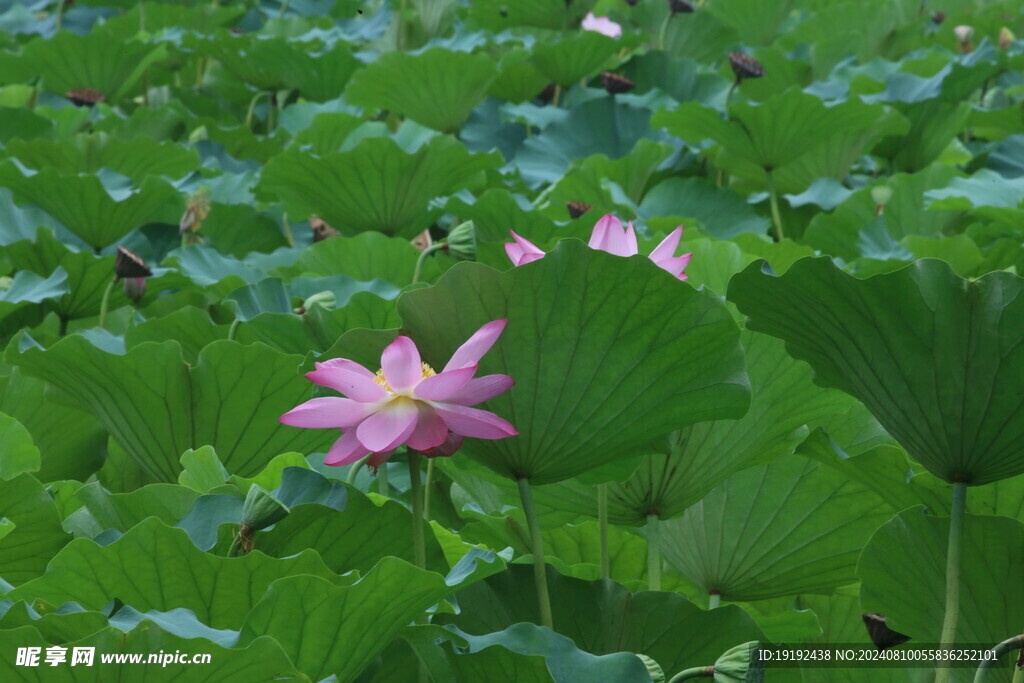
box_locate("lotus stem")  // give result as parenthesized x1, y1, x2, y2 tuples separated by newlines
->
(423, 458, 435, 521)
(346, 454, 372, 485)
(657, 13, 671, 51)
(227, 318, 240, 341)
(54, 0, 64, 32)
(647, 512, 661, 591)
(598, 483, 610, 580)
(98, 276, 116, 330)
(766, 169, 785, 241)
(412, 242, 445, 284)
(724, 80, 738, 114)
(245, 91, 270, 131)
(378, 461, 390, 496)
(277, 0, 289, 19)
(517, 476, 554, 629)
(708, 592, 721, 609)
(552, 85, 561, 108)
(973, 634, 1024, 682)
(668, 666, 715, 681)
(937, 482, 967, 683)
(408, 452, 427, 570)
(280, 213, 294, 248)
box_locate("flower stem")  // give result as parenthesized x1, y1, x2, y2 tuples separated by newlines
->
(597, 483, 610, 580)
(708, 592, 721, 609)
(552, 85, 561, 108)
(668, 666, 715, 682)
(973, 634, 1024, 683)
(766, 169, 785, 242)
(408, 452, 426, 570)
(423, 458, 435, 521)
(280, 213, 294, 248)
(657, 13, 671, 51)
(412, 242, 445, 284)
(98, 276, 117, 330)
(646, 512, 661, 591)
(226, 318, 240, 341)
(378, 461, 390, 496)
(937, 482, 967, 683)
(277, 0, 289, 19)
(245, 91, 269, 131)
(517, 476, 553, 629)
(345, 453, 372, 485)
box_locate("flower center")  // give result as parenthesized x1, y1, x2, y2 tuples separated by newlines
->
(373, 362, 436, 393)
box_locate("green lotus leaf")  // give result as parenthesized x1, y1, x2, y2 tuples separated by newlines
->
(632, 2, 739, 63)
(281, 231, 442, 286)
(860, 508, 1024, 661)
(730, 257, 1024, 485)
(873, 101, 972, 173)
(20, 27, 168, 102)
(529, 32, 619, 87)
(4, 133, 199, 184)
(489, 47, 551, 104)
(469, 0, 597, 31)
(7, 336, 335, 482)
(0, 108, 53, 144)
(178, 446, 229, 494)
(638, 177, 771, 240)
(346, 47, 498, 133)
(516, 97, 672, 185)
(435, 564, 765, 676)
(0, 369, 106, 483)
(0, 473, 71, 585)
(237, 554, 503, 682)
(0, 163, 179, 250)
(706, 0, 798, 46)
(9, 517, 345, 629)
(253, 484, 449, 575)
(0, 411, 39, 480)
(660, 453, 894, 601)
(653, 90, 908, 192)
(70, 482, 201, 531)
(258, 136, 500, 238)
(125, 307, 227, 365)
(0, 267, 68, 326)
(622, 52, 728, 106)
(393, 240, 749, 484)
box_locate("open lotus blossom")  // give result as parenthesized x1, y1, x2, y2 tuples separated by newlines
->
(506, 214, 693, 281)
(280, 320, 517, 466)
(581, 12, 622, 38)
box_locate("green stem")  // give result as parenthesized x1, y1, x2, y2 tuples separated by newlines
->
(345, 453, 373, 485)
(98, 277, 117, 330)
(378, 462, 390, 496)
(657, 12, 671, 51)
(973, 634, 1024, 683)
(244, 91, 269, 131)
(668, 666, 715, 682)
(408, 452, 426, 570)
(597, 483, 610, 580)
(708, 592, 721, 609)
(766, 169, 785, 242)
(517, 476, 553, 629)
(646, 512, 661, 591)
(552, 85, 561, 108)
(937, 482, 967, 683)
(277, 0, 290, 19)
(723, 80, 738, 113)
(423, 458, 435, 521)
(412, 242, 445, 283)
(54, 0, 64, 32)
(227, 318, 240, 341)
(280, 213, 294, 248)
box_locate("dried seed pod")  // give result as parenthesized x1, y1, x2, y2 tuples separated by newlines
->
(566, 202, 592, 219)
(310, 217, 339, 242)
(115, 246, 152, 280)
(537, 83, 558, 103)
(932, 11, 945, 24)
(65, 88, 105, 107)
(728, 52, 765, 82)
(601, 72, 636, 95)
(667, 0, 695, 15)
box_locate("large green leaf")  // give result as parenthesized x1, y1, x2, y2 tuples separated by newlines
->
(652, 90, 907, 192)
(660, 453, 894, 602)
(258, 136, 500, 238)
(530, 32, 619, 87)
(7, 336, 334, 481)
(527, 330, 880, 525)
(0, 163, 179, 250)
(20, 27, 168, 102)
(392, 240, 750, 484)
(237, 554, 503, 682)
(345, 48, 498, 133)
(860, 508, 1024, 675)
(468, 0, 597, 31)
(0, 411, 39, 480)
(0, 473, 71, 585)
(435, 564, 766, 676)
(730, 257, 1024, 485)
(9, 517, 344, 629)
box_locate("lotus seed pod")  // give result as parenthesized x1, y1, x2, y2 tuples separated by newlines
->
(871, 185, 893, 207)
(601, 71, 636, 94)
(713, 641, 764, 682)
(999, 27, 1015, 50)
(445, 220, 476, 261)
(65, 88, 105, 107)
(301, 290, 337, 313)
(635, 654, 665, 683)
(728, 53, 765, 82)
(241, 484, 290, 531)
(567, 202, 593, 219)
(667, 0, 695, 15)
(114, 246, 152, 280)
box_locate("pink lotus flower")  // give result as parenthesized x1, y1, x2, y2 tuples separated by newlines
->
(506, 214, 693, 281)
(582, 12, 622, 38)
(280, 320, 517, 466)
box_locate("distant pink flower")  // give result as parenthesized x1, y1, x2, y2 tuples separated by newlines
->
(280, 321, 517, 466)
(582, 12, 622, 38)
(505, 214, 693, 281)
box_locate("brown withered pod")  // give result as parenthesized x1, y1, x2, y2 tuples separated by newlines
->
(601, 72, 636, 95)
(566, 202, 592, 219)
(66, 88, 105, 107)
(728, 52, 765, 83)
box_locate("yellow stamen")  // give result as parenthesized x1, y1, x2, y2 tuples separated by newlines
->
(373, 362, 436, 393)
